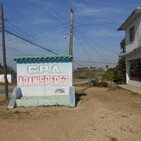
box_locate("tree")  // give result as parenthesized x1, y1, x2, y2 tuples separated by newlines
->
(120, 38, 126, 53)
(102, 68, 116, 81)
(102, 57, 126, 83)
(130, 59, 141, 81)
(113, 38, 126, 83)
(113, 37, 126, 83)
(102, 38, 126, 83)
(0, 65, 16, 74)
(113, 56, 126, 83)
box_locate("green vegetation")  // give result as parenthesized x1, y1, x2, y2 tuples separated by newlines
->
(102, 56, 126, 83)
(0, 63, 16, 74)
(102, 39, 126, 83)
(74, 38, 127, 84)
(74, 67, 104, 81)
(130, 59, 141, 81)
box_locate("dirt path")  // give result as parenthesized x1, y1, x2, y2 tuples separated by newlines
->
(0, 87, 141, 141)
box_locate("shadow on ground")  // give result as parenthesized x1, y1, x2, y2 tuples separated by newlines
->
(75, 92, 86, 106)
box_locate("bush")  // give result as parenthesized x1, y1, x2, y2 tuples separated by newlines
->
(97, 81, 108, 87)
(89, 80, 98, 86)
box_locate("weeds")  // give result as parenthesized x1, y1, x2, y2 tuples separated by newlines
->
(108, 86, 117, 91)
(0, 110, 30, 119)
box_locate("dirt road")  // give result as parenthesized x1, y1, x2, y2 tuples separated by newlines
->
(0, 86, 141, 141)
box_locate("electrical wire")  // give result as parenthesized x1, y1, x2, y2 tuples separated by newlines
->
(74, 29, 94, 62)
(74, 15, 127, 27)
(5, 29, 58, 55)
(5, 21, 64, 54)
(29, 21, 69, 36)
(41, 0, 66, 21)
(75, 27, 118, 55)
(28, 0, 63, 24)
(76, 60, 116, 64)
(74, 28, 113, 63)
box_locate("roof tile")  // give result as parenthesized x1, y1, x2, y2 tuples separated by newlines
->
(14, 55, 72, 62)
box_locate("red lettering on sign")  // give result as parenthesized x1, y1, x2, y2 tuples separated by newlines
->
(18, 75, 69, 86)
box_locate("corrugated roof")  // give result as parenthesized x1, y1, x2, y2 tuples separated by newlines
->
(118, 7, 141, 30)
(14, 55, 72, 62)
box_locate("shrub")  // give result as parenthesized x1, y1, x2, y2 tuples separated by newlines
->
(89, 80, 98, 86)
(97, 81, 108, 87)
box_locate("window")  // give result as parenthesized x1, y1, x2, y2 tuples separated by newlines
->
(129, 26, 135, 42)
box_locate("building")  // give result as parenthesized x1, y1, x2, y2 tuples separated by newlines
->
(118, 7, 141, 88)
(0, 74, 16, 83)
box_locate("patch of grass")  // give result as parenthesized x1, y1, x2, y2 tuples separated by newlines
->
(130, 92, 139, 96)
(13, 111, 22, 115)
(75, 90, 86, 96)
(0, 111, 14, 119)
(108, 86, 117, 91)
(74, 82, 89, 87)
(0, 110, 30, 119)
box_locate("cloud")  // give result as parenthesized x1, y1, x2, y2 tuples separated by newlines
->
(72, 1, 121, 17)
(89, 29, 122, 37)
(72, 2, 101, 16)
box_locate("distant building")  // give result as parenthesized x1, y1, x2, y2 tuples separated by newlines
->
(118, 7, 141, 87)
(0, 74, 16, 83)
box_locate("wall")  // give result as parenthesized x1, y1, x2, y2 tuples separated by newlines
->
(126, 49, 141, 61)
(126, 50, 141, 88)
(0, 74, 12, 83)
(128, 80, 141, 88)
(17, 61, 72, 97)
(125, 14, 141, 53)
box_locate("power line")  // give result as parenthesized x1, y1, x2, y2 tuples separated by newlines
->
(74, 28, 113, 63)
(5, 29, 58, 55)
(6, 21, 45, 44)
(74, 27, 118, 55)
(6, 21, 64, 54)
(73, 61, 85, 67)
(74, 29, 94, 62)
(41, 0, 66, 21)
(7, 20, 68, 54)
(28, 0, 63, 24)
(76, 60, 117, 64)
(74, 15, 127, 27)
(29, 21, 69, 36)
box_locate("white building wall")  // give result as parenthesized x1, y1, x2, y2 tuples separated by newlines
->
(126, 50, 141, 61)
(125, 14, 141, 53)
(125, 50, 141, 88)
(0, 74, 12, 83)
(121, 9, 141, 88)
(128, 80, 141, 88)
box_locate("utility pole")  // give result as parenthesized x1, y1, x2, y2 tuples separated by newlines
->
(0, 4, 9, 100)
(69, 9, 74, 56)
(69, 9, 74, 85)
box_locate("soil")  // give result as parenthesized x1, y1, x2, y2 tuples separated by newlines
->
(0, 86, 141, 141)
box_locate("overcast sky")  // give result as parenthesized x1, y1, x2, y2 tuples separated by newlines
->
(0, 0, 141, 70)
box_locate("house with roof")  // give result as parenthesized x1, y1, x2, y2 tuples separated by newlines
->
(118, 7, 141, 88)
